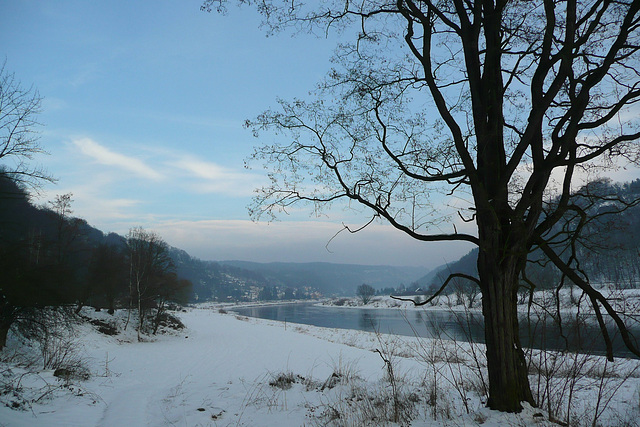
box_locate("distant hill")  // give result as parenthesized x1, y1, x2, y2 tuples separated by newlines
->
(218, 260, 430, 296)
(169, 248, 286, 301)
(413, 249, 478, 292)
(170, 255, 430, 300)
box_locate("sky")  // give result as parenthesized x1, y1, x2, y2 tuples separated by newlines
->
(1, 1, 638, 269)
(0, 0, 474, 269)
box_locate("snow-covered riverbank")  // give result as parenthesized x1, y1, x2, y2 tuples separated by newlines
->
(322, 286, 640, 316)
(1, 305, 639, 426)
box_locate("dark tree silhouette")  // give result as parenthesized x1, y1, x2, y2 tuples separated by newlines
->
(151, 273, 191, 334)
(206, 0, 640, 412)
(88, 243, 128, 314)
(0, 181, 82, 348)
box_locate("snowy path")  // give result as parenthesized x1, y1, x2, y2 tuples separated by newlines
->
(97, 384, 149, 426)
(7, 308, 377, 427)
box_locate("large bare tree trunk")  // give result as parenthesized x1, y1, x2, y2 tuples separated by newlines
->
(478, 236, 535, 411)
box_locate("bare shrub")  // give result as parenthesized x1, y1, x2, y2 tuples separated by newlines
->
(269, 371, 297, 390)
(612, 384, 640, 427)
(356, 284, 375, 305)
(374, 333, 408, 423)
(39, 332, 81, 370)
(412, 334, 474, 419)
(239, 373, 292, 414)
(309, 348, 421, 426)
(524, 291, 640, 426)
(403, 306, 489, 412)
(313, 381, 420, 426)
(13, 309, 90, 380)
(322, 355, 361, 390)
(332, 298, 349, 307)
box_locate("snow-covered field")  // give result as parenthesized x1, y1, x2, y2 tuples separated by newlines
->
(1, 305, 639, 426)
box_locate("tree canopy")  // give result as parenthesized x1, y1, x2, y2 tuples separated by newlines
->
(206, 0, 640, 412)
(0, 61, 52, 189)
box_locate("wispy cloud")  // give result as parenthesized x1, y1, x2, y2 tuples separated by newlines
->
(172, 156, 266, 196)
(41, 97, 68, 112)
(174, 157, 232, 180)
(72, 138, 163, 180)
(33, 177, 145, 235)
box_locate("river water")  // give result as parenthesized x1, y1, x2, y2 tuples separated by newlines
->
(234, 303, 640, 358)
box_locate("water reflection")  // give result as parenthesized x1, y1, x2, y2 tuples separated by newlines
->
(358, 312, 379, 332)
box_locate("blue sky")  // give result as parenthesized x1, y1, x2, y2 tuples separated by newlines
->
(4, 1, 636, 268)
(1, 0, 476, 268)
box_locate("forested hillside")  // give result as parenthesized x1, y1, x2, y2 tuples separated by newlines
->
(415, 179, 640, 295)
(168, 249, 323, 302)
(1, 175, 120, 311)
(0, 175, 192, 347)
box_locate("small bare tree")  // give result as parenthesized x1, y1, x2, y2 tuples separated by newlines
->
(46, 193, 88, 313)
(125, 227, 174, 340)
(357, 283, 376, 305)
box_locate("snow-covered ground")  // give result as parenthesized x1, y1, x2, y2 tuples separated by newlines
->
(322, 286, 640, 316)
(1, 305, 639, 426)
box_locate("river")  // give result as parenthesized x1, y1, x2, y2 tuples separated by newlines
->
(233, 303, 639, 358)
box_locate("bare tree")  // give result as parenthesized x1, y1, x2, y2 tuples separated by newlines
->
(357, 283, 376, 304)
(205, 0, 640, 412)
(151, 274, 191, 334)
(0, 61, 52, 191)
(126, 227, 174, 340)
